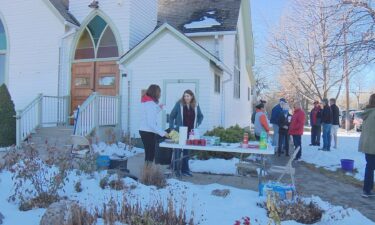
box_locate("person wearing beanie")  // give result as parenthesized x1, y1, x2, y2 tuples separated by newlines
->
(270, 98, 287, 148)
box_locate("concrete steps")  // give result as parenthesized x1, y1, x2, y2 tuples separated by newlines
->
(28, 126, 74, 146)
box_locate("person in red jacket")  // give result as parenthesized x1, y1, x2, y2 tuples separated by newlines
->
(289, 102, 306, 160)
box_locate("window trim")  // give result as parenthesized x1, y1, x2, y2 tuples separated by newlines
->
(233, 67, 240, 99)
(0, 16, 8, 86)
(214, 73, 221, 94)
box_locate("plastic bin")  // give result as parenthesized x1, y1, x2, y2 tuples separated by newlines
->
(341, 159, 354, 171)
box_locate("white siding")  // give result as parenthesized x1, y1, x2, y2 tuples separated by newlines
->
(221, 8, 252, 128)
(121, 31, 219, 137)
(209, 66, 223, 127)
(190, 36, 216, 57)
(129, 0, 158, 48)
(0, 0, 65, 109)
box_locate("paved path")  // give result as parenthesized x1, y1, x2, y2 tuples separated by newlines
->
(127, 153, 375, 222)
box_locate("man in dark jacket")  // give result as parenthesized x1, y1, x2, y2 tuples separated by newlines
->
(310, 101, 322, 146)
(319, 98, 332, 151)
(277, 104, 292, 156)
(270, 98, 287, 147)
(330, 98, 340, 149)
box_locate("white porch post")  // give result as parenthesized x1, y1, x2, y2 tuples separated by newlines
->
(16, 110, 21, 147)
(37, 93, 43, 127)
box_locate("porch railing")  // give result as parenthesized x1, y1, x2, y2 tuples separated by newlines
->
(75, 92, 121, 137)
(16, 94, 70, 146)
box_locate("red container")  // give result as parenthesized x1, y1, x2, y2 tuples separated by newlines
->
(186, 140, 193, 145)
(201, 139, 206, 146)
(193, 139, 199, 145)
(243, 132, 249, 145)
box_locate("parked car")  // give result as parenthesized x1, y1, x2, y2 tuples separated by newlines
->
(353, 110, 363, 132)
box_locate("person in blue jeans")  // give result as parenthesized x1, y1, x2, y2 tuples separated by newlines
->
(270, 98, 287, 147)
(169, 90, 204, 176)
(320, 99, 332, 151)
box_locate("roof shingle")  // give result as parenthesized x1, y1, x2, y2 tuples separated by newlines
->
(157, 0, 241, 33)
(49, 0, 80, 26)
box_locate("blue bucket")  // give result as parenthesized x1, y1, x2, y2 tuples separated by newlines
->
(341, 159, 354, 172)
(96, 155, 110, 168)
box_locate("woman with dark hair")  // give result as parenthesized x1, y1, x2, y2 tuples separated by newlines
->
(169, 90, 204, 176)
(139, 84, 169, 162)
(359, 93, 375, 198)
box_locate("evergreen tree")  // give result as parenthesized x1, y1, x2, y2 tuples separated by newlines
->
(0, 84, 16, 147)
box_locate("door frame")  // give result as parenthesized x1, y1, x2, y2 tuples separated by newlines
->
(162, 79, 199, 129)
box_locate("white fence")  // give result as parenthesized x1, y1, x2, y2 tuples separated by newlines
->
(16, 94, 70, 146)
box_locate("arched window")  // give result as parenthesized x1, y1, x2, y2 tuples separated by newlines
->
(0, 18, 6, 85)
(75, 15, 119, 60)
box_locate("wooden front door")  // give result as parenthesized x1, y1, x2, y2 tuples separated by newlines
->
(71, 61, 119, 113)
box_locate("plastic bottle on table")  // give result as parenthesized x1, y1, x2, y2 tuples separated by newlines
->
(259, 131, 267, 150)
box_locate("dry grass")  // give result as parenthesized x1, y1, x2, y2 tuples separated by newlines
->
(257, 195, 323, 225)
(100, 195, 195, 225)
(140, 163, 167, 188)
(302, 162, 362, 187)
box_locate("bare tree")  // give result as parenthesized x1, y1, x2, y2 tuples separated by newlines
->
(336, 0, 375, 62)
(269, 0, 368, 104)
(253, 67, 270, 101)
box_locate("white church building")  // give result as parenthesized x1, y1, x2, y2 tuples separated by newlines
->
(0, 0, 255, 144)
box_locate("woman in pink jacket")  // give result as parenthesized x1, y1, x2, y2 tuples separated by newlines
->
(289, 102, 305, 160)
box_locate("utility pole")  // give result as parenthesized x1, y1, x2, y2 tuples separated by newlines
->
(343, 16, 351, 131)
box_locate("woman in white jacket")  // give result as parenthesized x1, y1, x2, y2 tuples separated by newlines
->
(139, 84, 168, 162)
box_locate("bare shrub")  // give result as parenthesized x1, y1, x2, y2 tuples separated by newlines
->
(1, 146, 23, 170)
(76, 152, 98, 175)
(75, 181, 83, 193)
(105, 128, 116, 145)
(99, 176, 109, 189)
(257, 194, 324, 224)
(8, 144, 68, 211)
(108, 178, 125, 191)
(121, 132, 136, 151)
(100, 195, 195, 225)
(140, 163, 166, 188)
(211, 189, 230, 198)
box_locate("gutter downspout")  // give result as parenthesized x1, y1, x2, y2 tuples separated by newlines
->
(118, 64, 131, 134)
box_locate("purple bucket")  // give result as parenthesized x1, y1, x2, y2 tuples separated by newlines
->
(341, 159, 354, 171)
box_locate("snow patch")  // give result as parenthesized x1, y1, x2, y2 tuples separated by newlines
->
(190, 158, 239, 175)
(184, 16, 221, 29)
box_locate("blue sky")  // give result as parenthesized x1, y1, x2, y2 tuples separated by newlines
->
(250, 0, 375, 91)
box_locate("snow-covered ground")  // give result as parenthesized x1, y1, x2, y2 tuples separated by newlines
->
(190, 158, 240, 175)
(92, 142, 144, 158)
(190, 131, 369, 181)
(0, 169, 374, 225)
(0, 137, 373, 225)
(301, 131, 367, 181)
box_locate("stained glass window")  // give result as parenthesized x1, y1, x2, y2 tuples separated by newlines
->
(75, 29, 95, 59)
(97, 27, 118, 58)
(74, 15, 118, 60)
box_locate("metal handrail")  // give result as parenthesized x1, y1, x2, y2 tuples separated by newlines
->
(16, 94, 70, 146)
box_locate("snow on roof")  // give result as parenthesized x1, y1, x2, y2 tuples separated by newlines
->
(184, 16, 221, 29)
